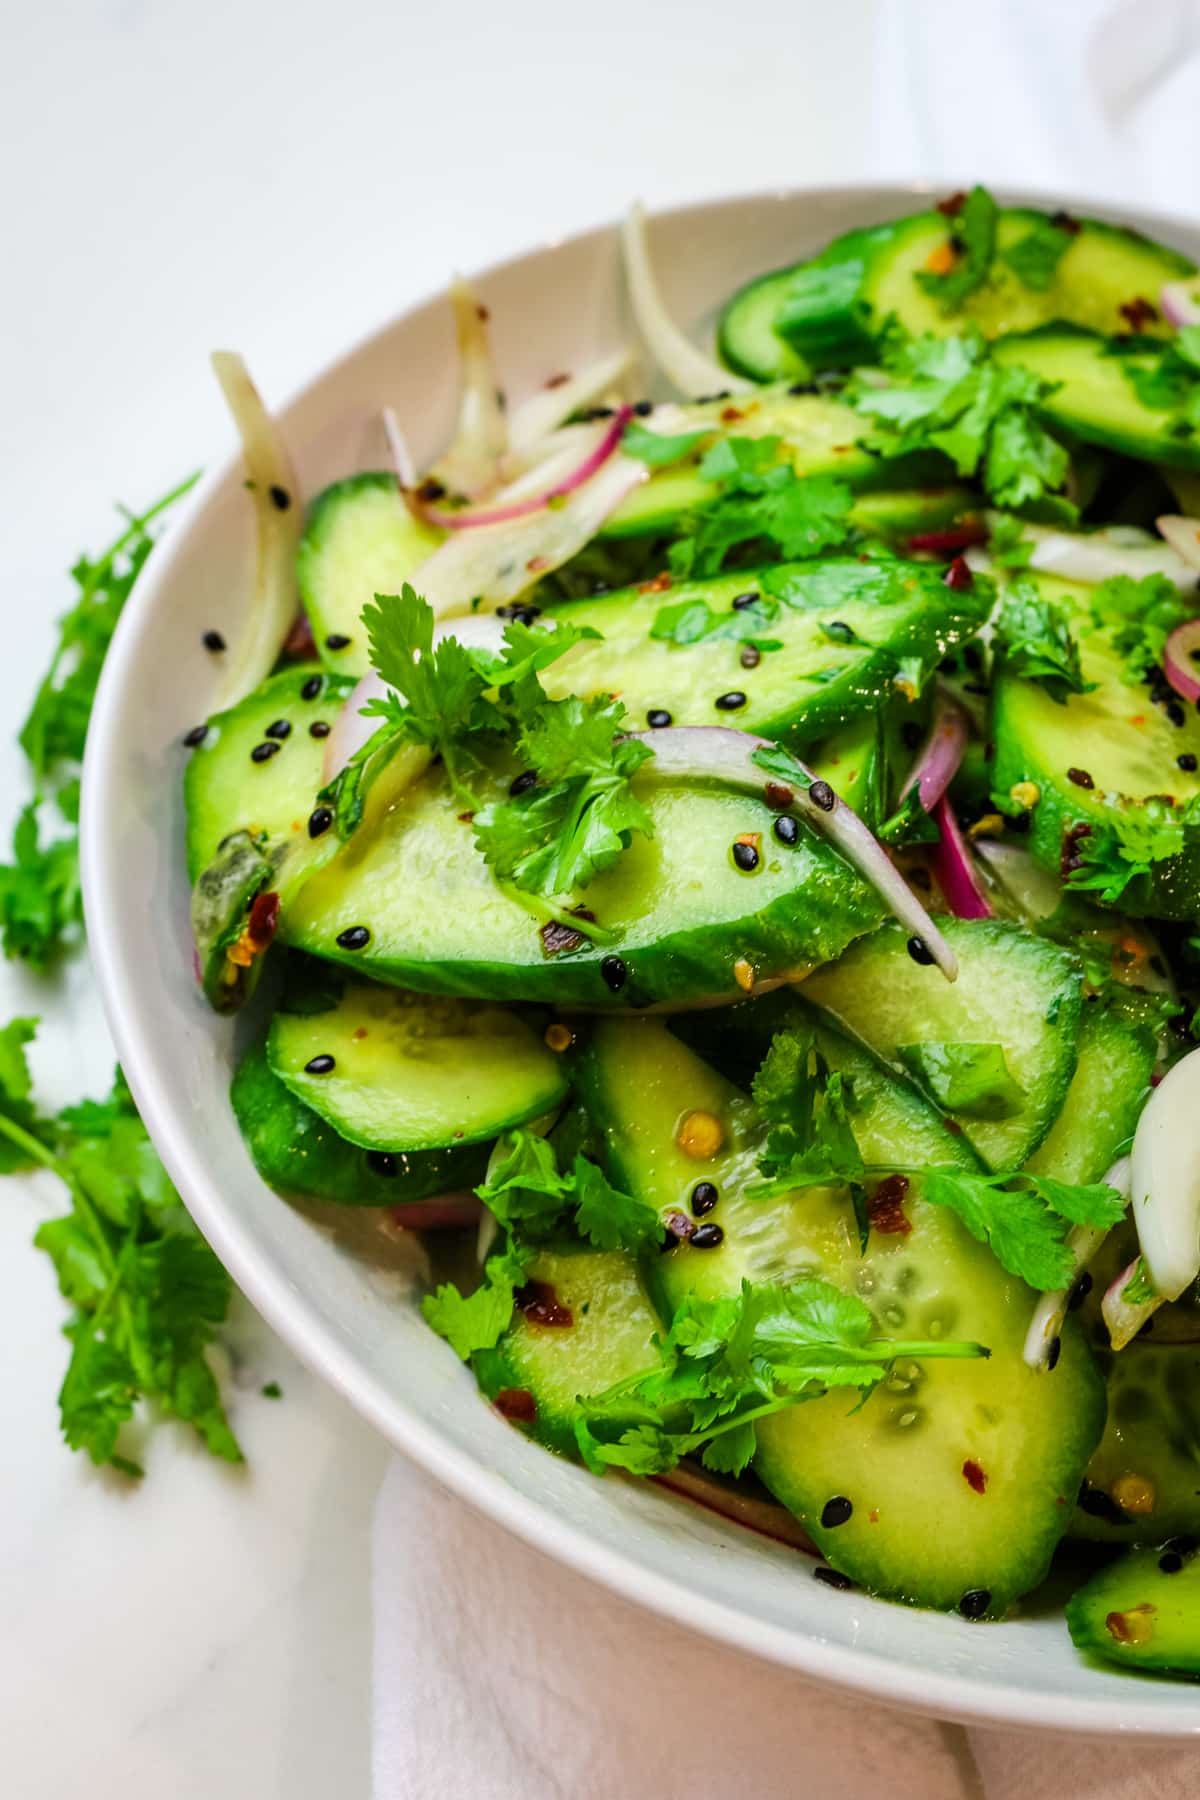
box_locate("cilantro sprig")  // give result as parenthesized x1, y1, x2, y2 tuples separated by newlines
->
(1066, 795, 1200, 904)
(992, 578, 1093, 703)
(915, 185, 999, 315)
(474, 1126, 661, 1255)
(667, 437, 855, 579)
(1087, 572, 1196, 687)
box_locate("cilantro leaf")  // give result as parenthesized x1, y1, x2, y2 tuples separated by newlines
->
(896, 1041, 1025, 1119)
(1088, 572, 1194, 686)
(992, 579, 1092, 703)
(620, 420, 710, 467)
(649, 593, 782, 651)
(473, 1127, 660, 1256)
(666, 437, 855, 579)
(1109, 336, 1200, 429)
(877, 785, 942, 849)
(920, 1166, 1127, 1290)
(422, 1248, 528, 1361)
(572, 1156, 661, 1254)
(1067, 796, 1195, 903)
(914, 186, 999, 314)
(1000, 216, 1073, 292)
(747, 1031, 865, 1200)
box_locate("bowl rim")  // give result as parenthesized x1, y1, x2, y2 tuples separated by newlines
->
(81, 179, 1200, 1738)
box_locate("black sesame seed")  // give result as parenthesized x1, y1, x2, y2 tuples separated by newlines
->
(647, 708, 673, 729)
(809, 779, 836, 813)
(301, 675, 324, 700)
(963, 643, 983, 672)
(774, 815, 800, 847)
(308, 807, 333, 839)
(907, 935, 935, 966)
(1066, 1269, 1093, 1311)
(304, 1055, 336, 1075)
(813, 1565, 855, 1590)
(1067, 767, 1094, 790)
(823, 619, 854, 643)
(1159, 1550, 1184, 1574)
(740, 646, 762, 670)
(265, 718, 293, 740)
(1167, 699, 1186, 726)
(788, 381, 819, 396)
(202, 629, 226, 653)
(269, 484, 291, 511)
(732, 840, 760, 872)
(901, 721, 923, 750)
(182, 724, 208, 747)
(691, 1181, 719, 1216)
(820, 1496, 853, 1529)
(690, 1223, 724, 1250)
(1046, 1335, 1062, 1371)
(715, 691, 747, 711)
(958, 1589, 991, 1620)
(336, 926, 371, 951)
(326, 634, 351, 651)
(367, 1151, 398, 1178)
(1078, 1482, 1127, 1525)
(731, 591, 759, 611)
(509, 770, 537, 797)
(310, 720, 331, 738)
(600, 955, 628, 992)
(495, 602, 541, 625)
(250, 740, 281, 763)
(633, 399, 654, 416)
(1179, 753, 1198, 773)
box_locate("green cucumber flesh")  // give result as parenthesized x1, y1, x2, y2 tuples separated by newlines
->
(268, 979, 568, 1152)
(577, 1015, 1104, 1615)
(282, 762, 885, 1007)
(231, 1043, 489, 1204)
(993, 331, 1200, 472)
(296, 473, 442, 676)
(475, 1244, 661, 1458)
(991, 572, 1200, 919)
(542, 557, 989, 750)
(801, 918, 1083, 1171)
(1073, 1345, 1200, 1546)
(1023, 994, 1156, 1186)
(1066, 1543, 1200, 1676)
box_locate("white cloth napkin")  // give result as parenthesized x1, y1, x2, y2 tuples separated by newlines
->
(374, 5, 1200, 1794)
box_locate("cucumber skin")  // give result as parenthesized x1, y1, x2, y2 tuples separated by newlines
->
(994, 330, 1200, 472)
(1066, 1547, 1200, 1677)
(231, 1044, 488, 1205)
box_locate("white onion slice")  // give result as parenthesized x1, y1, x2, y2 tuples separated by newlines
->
(209, 351, 304, 709)
(1102, 1255, 1164, 1352)
(406, 452, 647, 621)
(973, 840, 1064, 922)
(1156, 513, 1200, 573)
(1131, 1047, 1200, 1302)
(621, 202, 753, 400)
(1023, 1157, 1130, 1370)
(1161, 278, 1200, 330)
(507, 348, 633, 454)
(1015, 520, 1198, 591)
(427, 277, 509, 499)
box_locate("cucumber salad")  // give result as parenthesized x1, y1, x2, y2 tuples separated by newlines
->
(187, 190, 1200, 1677)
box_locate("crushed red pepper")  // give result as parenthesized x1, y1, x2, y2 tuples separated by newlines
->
(514, 1280, 573, 1327)
(867, 1174, 912, 1237)
(1118, 296, 1159, 331)
(962, 1459, 988, 1495)
(495, 1388, 537, 1422)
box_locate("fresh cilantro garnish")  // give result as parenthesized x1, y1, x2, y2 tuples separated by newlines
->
(1000, 216, 1073, 292)
(576, 1275, 989, 1476)
(1, 1026, 239, 1474)
(1108, 329, 1200, 431)
(896, 1042, 1025, 1120)
(421, 1244, 531, 1360)
(992, 578, 1093, 702)
(0, 476, 197, 966)
(1087, 572, 1194, 685)
(877, 785, 941, 848)
(474, 1126, 660, 1255)
(849, 329, 1070, 511)
(649, 593, 782, 652)
(914, 186, 999, 314)
(747, 1029, 865, 1201)
(620, 420, 710, 467)
(1066, 795, 1200, 903)
(920, 1165, 1128, 1290)
(667, 437, 854, 579)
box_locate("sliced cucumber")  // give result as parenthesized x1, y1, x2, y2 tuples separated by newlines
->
(992, 572, 1200, 920)
(1024, 994, 1157, 1185)
(475, 1244, 661, 1457)
(802, 919, 1083, 1170)
(715, 269, 813, 382)
(231, 1043, 488, 1204)
(267, 980, 568, 1152)
(1066, 1543, 1200, 1677)
(993, 330, 1200, 472)
(543, 557, 988, 750)
(1074, 1346, 1200, 1546)
(578, 1015, 1104, 1615)
(297, 473, 441, 676)
(282, 762, 885, 1007)
(184, 663, 354, 881)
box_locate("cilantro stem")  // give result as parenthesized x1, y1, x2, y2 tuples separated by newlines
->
(0, 1110, 119, 1279)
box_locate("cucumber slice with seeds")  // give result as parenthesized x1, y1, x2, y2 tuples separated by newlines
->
(268, 979, 568, 1152)
(1074, 1345, 1200, 1546)
(993, 330, 1200, 471)
(1067, 1543, 1200, 1676)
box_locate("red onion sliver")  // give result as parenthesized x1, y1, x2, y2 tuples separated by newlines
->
(387, 1194, 483, 1231)
(417, 407, 633, 530)
(931, 795, 991, 921)
(1164, 618, 1200, 705)
(1161, 278, 1200, 330)
(651, 1464, 816, 1552)
(900, 695, 969, 813)
(1102, 1255, 1164, 1352)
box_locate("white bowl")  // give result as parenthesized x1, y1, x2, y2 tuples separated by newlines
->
(81, 184, 1200, 1736)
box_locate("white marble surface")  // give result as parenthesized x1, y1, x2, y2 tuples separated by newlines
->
(1, 2, 894, 1792)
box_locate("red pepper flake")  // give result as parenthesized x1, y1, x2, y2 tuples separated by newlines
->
(495, 1388, 537, 1422)
(476, 303, 491, 322)
(868, 1508, 879, 1523)
(1105, 1604, 1156, 1646)
(907, 521, 988, 557)
(457, 810, 476, 824)
(281, 612, 317, 660)
(867, 1174, 912, 1237)
(544, 372, 570, 389)
(944, 1118, 964, 1137)
(943, 556, 973, 591)
(720, 405, 744, 424)
(526, 555, 551, 573)
(1151, 1070, 1163, 1088)
(1049, 209, 1082, 236)
(1060, 820, 1093, 879)
(664, 1210, 696, 1242)
(514, 1280, 573, 1327)
(936, 191, 968, 215)
(962, 1459, 988, 1495)
(1118, 296, 1159, 331)
(540, 918, 587, 958)
(764, 781, 795, 811)
(638, 571, 674, 595)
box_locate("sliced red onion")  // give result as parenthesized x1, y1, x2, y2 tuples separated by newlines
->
(907, 522, 989, 557)
(1156, 513, 1200, 572)
(621, 203, 754, 400)
(1161, 278, 1200, 330)
(1164, 618, 1200, 704)
(992, 518, 1198, 592)
(651, 1463, 816, 1552)
(426, 277, 509, 500)
(1023, 1157, 1130, 1370)
(416, 407, 633, 530)
(384, 1193, 483, 1231)
(1131, 1045, 1200, 1302)
(507, 347, 633, 454)
(931, 795, 992, 921)
(900, 694, 969, 812)
(1102, 1254, 1164, 1352)
(408, 451, 648, 620)
(627, 726, 957, 980)
(209, 351, 304, 709)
